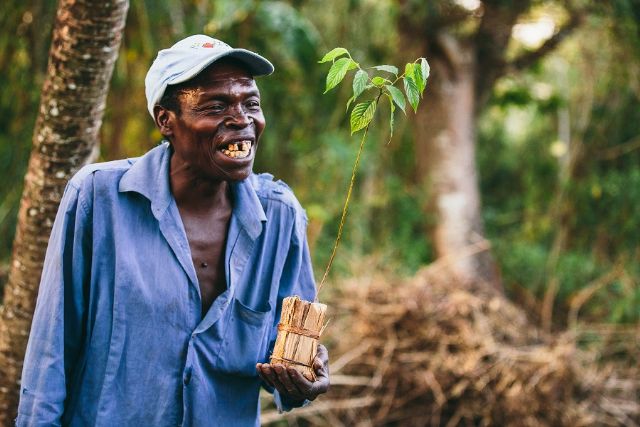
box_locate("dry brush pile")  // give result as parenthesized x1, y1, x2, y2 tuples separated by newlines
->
(262, 263, 639, 426)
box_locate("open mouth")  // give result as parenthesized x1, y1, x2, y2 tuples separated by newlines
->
(219, 140, 252, 159)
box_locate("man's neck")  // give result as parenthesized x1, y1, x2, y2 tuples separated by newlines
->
(169, 155, 232, 212)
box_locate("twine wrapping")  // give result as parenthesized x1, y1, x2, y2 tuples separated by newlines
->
(277, 323, 321, 340)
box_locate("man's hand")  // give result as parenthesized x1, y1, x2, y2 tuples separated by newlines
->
(256, 344, 330, 402)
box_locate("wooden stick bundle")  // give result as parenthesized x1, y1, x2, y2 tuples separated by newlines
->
(271, 296, 327, 381)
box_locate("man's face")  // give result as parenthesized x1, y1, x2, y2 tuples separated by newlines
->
(160, 60, 266, 182)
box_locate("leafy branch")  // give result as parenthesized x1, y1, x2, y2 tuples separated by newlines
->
(317, 47, 429, 290)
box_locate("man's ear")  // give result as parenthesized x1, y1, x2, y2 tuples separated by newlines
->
(153, 105, 175, 137)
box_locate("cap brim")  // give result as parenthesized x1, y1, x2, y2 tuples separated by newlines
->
(169, 48, 274, 86)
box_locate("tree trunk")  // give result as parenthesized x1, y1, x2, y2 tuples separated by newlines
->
(415, 35, 500, 289)
(0, 0, 128, 422)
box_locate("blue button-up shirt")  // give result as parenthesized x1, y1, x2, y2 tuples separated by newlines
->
(17, 142, 316, 426)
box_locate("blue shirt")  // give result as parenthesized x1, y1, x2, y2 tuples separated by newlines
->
(17, 142, 316, 426)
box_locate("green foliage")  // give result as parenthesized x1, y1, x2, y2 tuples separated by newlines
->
(479, 10, 640, 325)
(324, 57, 358, 93)
(385, 85, 406, 113)
(319, 47, 349, 63)
(0, 1, 57, 261)
(316, 47, 429, 285)
(320, 47, 429, 135)
(403, 77, 420, 113)
(352, 69, 369, 99)
(372, 65, 399, 75)
(350, 101, 377, 134)
(1, 0, 639, 330)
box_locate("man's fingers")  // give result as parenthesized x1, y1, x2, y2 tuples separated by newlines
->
(313, 345, 330, 379)
(313, 356, 328, 377)
(316, 344, 330, 364)
(256, 363, 277, 389)
(288, 367, 316, 397)
(274, 365, 304, 397)
(258, 364, 297, 397)
(309, 345, 331, 397)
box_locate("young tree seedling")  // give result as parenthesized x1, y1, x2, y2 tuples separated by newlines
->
(269, 49, 429, 376)
(318, 47, 430, 290)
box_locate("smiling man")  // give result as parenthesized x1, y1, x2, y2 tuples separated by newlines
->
(17, 35, 329, 427)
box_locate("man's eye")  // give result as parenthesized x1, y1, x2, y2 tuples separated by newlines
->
(246, 101, 261, 111)
(207, 104, 225, 113)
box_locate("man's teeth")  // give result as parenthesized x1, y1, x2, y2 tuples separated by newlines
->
(222, 141, 251, 158)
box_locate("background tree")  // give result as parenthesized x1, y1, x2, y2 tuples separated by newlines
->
(0, 0, 129, 421)
(395, 0, 585, 289)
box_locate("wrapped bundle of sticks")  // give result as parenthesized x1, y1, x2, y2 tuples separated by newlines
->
(271, 296, 327, 381)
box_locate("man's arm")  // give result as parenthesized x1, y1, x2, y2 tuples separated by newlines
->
(16, 182, 90, 426)
(256, 207, 330, 410)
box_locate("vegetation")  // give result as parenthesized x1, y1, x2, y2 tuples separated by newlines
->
(1, 0, 638, 338)
(317, 47, 429, 289)
(0, 0, 638, 423)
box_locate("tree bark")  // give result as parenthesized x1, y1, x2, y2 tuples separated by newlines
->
(395, 0, 584, 291)
(0, 0, 128, 422)
(409, 33, 501, 289)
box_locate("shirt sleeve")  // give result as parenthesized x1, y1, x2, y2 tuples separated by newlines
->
(16, 181, 91, 426)
(267, 207, 317, 412)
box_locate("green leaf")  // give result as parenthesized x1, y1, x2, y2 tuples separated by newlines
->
(420, 58, 430, 84)
(373, 65, 399, 75)
(386, 93, 396, 142)
(346, 95, 355, 112)
(352, 69, 368, 99)
(325, 58, 355, 93)
(319, 47, 348, 63)
(406, 63, 425, 94)
(385, 85, 406, 114)
(349, 84, 374, 111)
(350, 100, 377, 134)
(414, 68, 425, 94)
(404, 63, 415, 78)
(371, 76, 388, 87)
(403, 76, 420, 113)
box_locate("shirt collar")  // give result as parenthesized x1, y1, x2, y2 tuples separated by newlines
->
(230, 177, 267, 239)
(119, 142, 173, 219)
(118, 141, 267, 237)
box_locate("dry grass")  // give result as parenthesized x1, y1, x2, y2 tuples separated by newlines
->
(262, 264, 639, 426)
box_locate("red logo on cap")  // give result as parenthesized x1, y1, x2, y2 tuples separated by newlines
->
(202, 43, 215, 48)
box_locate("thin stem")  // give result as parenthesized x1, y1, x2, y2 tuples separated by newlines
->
(318, 125, 370, 292)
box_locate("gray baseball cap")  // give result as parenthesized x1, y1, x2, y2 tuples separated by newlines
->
(144, 34, 274, 118)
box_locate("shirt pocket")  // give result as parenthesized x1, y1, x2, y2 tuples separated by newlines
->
(214, 297, 272, 376)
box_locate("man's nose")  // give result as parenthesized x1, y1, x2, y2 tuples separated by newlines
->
(225, 105, 252, 128)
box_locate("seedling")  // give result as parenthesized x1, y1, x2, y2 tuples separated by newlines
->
(270, 48, 429, 378)
(317, 47, 430, 290)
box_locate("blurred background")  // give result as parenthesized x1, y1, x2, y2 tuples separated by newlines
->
(0, 0, 639, 425)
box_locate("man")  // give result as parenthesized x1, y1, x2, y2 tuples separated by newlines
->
(17, 35, 329, 426)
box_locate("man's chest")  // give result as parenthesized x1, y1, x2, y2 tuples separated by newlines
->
(180, 210, 231, 315)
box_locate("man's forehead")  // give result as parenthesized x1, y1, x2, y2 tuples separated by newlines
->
(190, 76, 258, 96)
(195, 60, 256, 85)
(205, 74, 256, 85)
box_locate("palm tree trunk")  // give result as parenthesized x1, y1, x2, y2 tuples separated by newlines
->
(0, 0, 128, 422)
